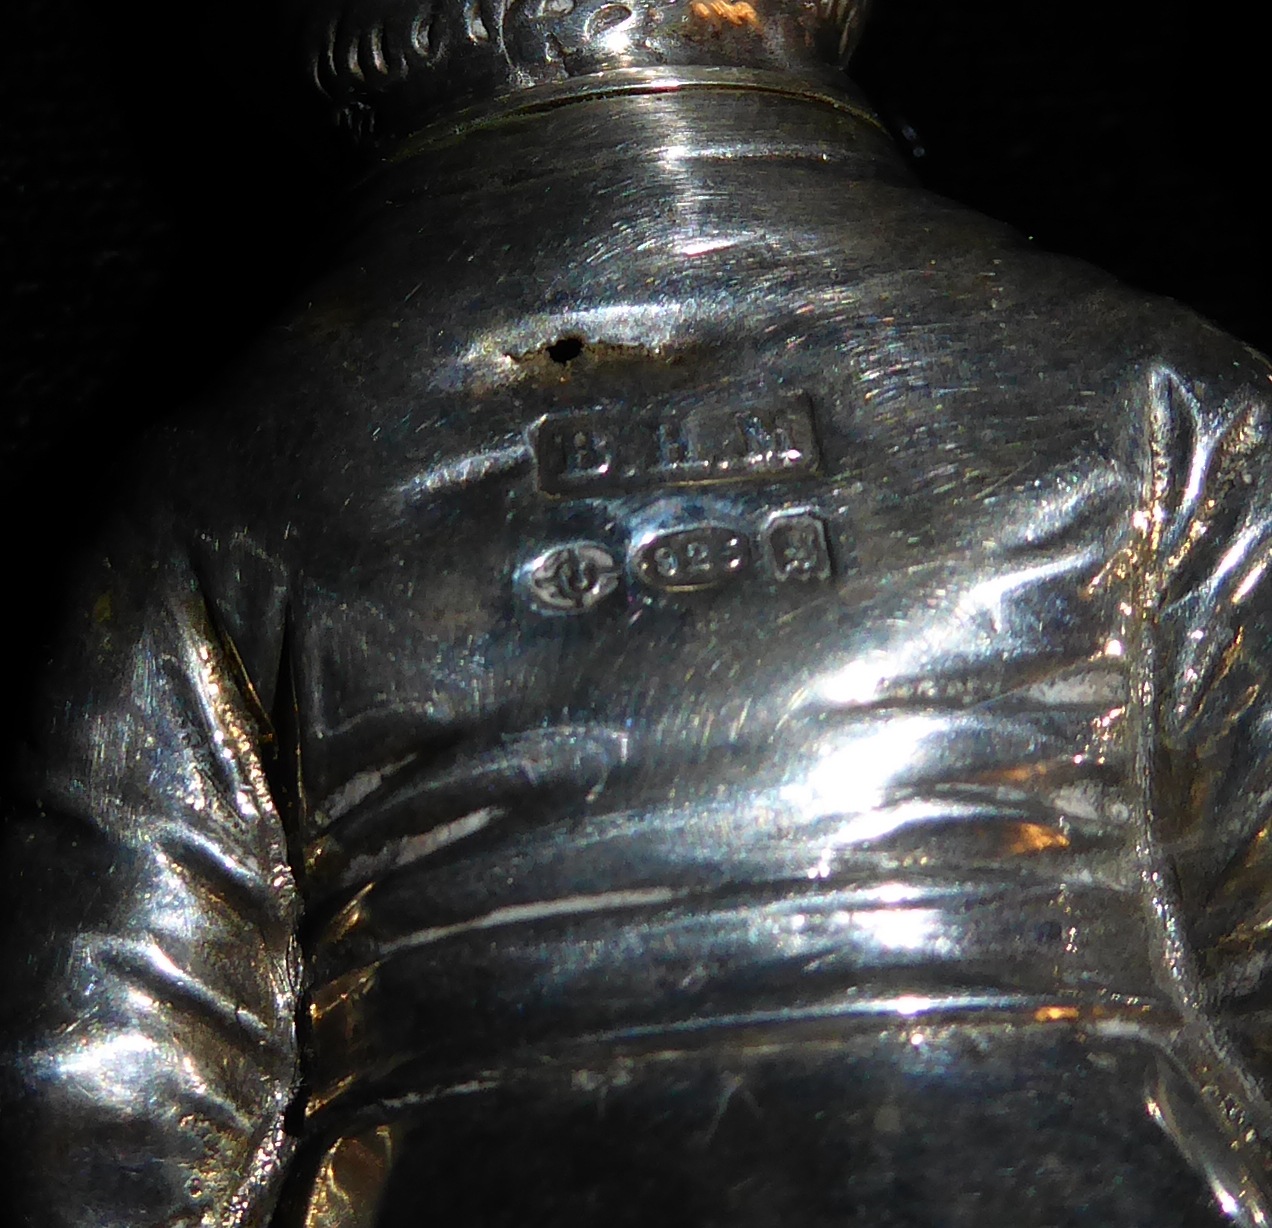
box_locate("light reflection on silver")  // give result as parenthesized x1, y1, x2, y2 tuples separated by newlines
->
(782, 716, 938, 823)
(8, 10, 1272, 1228)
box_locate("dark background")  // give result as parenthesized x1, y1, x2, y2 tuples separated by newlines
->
(1, 0, 1269, 748)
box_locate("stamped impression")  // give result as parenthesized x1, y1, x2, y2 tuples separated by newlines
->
(522, 542, 621, 613)
(633, 526, 749, 592)
(534, 397, 821, 497)
(766, 512, 832, 582)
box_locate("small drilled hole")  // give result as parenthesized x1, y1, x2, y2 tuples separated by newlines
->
(547, 337, 584, 364)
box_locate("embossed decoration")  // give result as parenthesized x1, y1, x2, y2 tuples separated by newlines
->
(633, 525, 749, 591)
(765, 512, 831, 581)
(523, 541, 621, 612)
(295, 0, 879, 140)
(534, 401, 820, 497)
(23, 1, 1272, 1223)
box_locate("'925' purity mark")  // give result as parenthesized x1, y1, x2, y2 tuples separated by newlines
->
(633, 526, 748, 591)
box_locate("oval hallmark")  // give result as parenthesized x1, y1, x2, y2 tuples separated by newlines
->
(523, 542, 621, 613)
(633, 526, 749, 592)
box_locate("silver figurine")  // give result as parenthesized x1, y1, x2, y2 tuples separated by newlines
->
(6, 0, 1272, 1224)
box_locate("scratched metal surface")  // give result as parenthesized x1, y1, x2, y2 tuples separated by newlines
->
(6, 48, 1272, 1228)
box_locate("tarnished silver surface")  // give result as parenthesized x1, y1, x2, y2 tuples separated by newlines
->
(8, 1, 1272, 1224)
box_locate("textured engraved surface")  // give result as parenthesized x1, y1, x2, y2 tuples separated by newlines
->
(9, 64, 1272, 1228)
(295, 0, 879, 136)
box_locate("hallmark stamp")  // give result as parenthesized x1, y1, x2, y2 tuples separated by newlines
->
(633, 526, 749, 592)
(520, 510, 837, 611)
(534, 397, 820, 497)
(523, 542, 620, 613)
(764, 512, 832, 581)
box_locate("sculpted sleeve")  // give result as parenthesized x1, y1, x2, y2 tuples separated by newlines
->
(1147, 351, 1272, 1106)
(0, 522, 301, 1228)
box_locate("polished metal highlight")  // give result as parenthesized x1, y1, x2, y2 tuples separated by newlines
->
(6, 0, 1272, 1225)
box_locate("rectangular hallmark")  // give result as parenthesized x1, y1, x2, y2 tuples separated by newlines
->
(534, 397, 821, 497)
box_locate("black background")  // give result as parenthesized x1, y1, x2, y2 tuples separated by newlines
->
(1, 0, 1270, 749)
